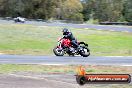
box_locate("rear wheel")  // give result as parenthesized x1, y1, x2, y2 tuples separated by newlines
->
(79, 46, 90, 57)
(53, 47, 64, 56)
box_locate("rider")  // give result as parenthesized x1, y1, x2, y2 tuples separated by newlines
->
(62, 28, 79, 48)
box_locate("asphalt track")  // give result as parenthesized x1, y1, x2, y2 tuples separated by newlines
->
(0, 19, 132, 32)
(0, 55, 132, 66)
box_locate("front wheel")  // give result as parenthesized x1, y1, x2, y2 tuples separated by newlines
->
(53, 47, 64, 56)
(79, 46, 90, 57)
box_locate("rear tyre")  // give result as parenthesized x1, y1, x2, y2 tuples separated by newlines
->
(53, 47, 64, 56)
(79, 46, 90, 57)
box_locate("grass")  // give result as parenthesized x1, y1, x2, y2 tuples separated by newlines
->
(0, 24, 60, 55)
(0, 64, 73, 74)
(0, 24, 132, 56)
(0, 64, 132, 74)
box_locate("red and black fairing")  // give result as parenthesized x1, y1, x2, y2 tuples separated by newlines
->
(57, 38, 72, 49)
(61, 39, 71, 48)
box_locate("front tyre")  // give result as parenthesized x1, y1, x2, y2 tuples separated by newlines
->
(79, 47, 90, 57)
(53, 47, 64, 56)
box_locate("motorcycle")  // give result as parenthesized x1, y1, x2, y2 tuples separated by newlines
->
(53, 37, 90, 57)
(14, 17, 25, 23)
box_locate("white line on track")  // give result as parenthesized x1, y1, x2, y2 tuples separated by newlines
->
(39, 64, 63, 66)
(120, 65, 132, 66)
(109, 30, 115, 31)
(123, 31, 129, 32)
(84, 28, 89, 29)
(104, 56, 132, 57)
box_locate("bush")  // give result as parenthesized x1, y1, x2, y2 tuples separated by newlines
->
(86, 18, 99, 24)
(68, 13, 84, 22)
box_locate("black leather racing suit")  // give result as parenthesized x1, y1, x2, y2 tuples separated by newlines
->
(63, 32, 78, 48)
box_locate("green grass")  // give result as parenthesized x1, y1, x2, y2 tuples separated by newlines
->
(0, 24, 132, 56)
(0, 64, 74, 74)
(0, 64, 131, 74)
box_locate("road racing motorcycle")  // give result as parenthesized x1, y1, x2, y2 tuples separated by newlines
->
(53, 37, 90, 57)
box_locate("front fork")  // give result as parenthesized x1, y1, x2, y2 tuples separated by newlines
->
(57, 41, 65, 52)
